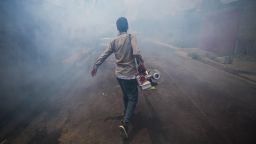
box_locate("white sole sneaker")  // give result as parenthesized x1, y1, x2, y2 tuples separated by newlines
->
(119, 125, 128, 138)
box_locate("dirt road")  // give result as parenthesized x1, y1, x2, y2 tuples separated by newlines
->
(1, 40, 256, 144)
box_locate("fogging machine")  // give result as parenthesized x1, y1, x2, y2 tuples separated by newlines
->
(135, 59, 160, 90)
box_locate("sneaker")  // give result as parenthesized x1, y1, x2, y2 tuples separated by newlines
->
(119, 124, 128, 138)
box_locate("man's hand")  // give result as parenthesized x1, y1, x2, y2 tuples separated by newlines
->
(91, 65, 98, 77)
(138, 63, 146, 74)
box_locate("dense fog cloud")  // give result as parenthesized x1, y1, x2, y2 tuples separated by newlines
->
(3, 0, 232, 57)
(0, 0, 206, 68)
(0, 0, 241, 88)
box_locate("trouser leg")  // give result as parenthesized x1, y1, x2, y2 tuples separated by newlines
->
(117, 78, 138, 127)
(117, 78, 128, 113)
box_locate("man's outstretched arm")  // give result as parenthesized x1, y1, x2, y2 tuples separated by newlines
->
(91, 43, 114, 77)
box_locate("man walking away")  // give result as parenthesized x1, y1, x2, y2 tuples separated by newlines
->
(91, 17, 145, 138)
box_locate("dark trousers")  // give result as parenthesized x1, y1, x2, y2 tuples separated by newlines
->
(117, 78, 138, 127)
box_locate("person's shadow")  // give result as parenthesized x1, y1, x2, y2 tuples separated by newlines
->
(104, 94, 171, 144)
(104, 112, 146, 144)
(121, 112, 147, 144)
(126, 94, 171, 144)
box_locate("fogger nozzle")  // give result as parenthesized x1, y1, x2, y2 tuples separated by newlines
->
(149, 69, 160, 80)
(153, 73, 160, 80)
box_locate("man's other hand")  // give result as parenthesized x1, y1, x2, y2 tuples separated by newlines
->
(91, 65, 98, 77)
(138, 63, 146, 74)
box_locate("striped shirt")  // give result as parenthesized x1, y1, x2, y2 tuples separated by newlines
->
(95, 32, 140, 79)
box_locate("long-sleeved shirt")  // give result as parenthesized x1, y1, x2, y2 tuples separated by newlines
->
(95, 32, 140, 79)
